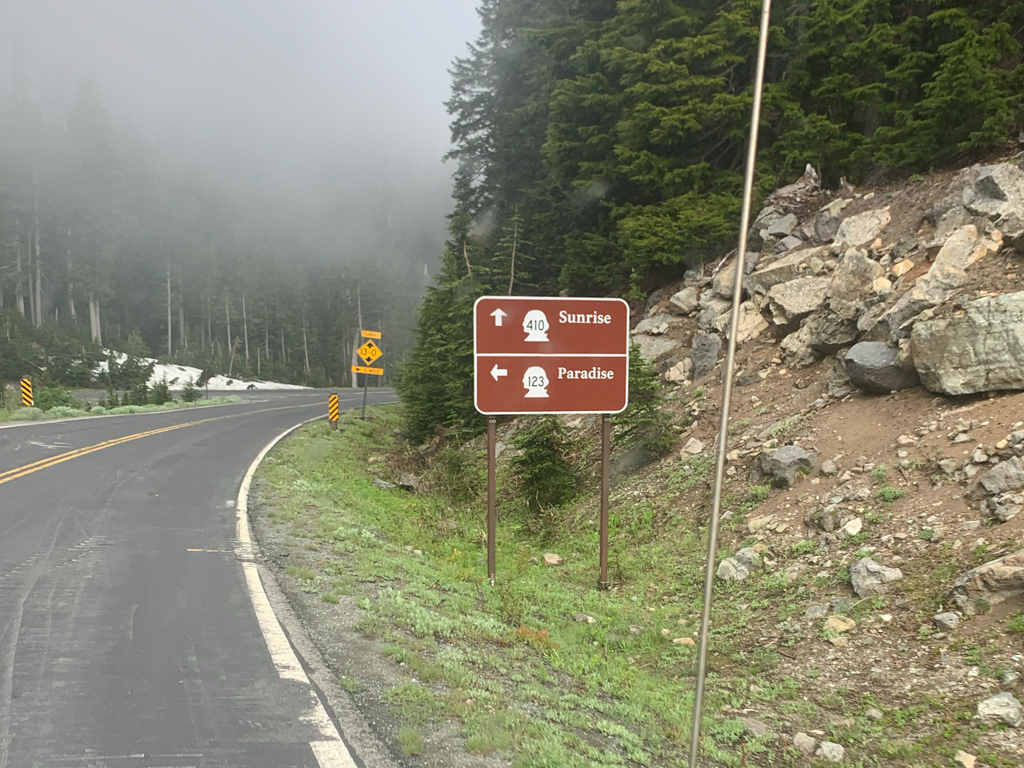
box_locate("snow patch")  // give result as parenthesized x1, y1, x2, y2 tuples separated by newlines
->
(94, 352, 310, 391)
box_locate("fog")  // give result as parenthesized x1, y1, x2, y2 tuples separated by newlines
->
(0, 0, 481, 263)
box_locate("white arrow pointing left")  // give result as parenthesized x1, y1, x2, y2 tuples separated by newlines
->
(490, 364, 508, 381)
(490, 308, 507, 326)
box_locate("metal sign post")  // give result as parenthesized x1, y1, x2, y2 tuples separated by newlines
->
(328, 393, 340, 430)
(20, 377, 33, 408)
(353, 332, 384, 421)
(472, 296, 630, 585)
(688, 1, 774, 765)
(487, 417, 497, 585)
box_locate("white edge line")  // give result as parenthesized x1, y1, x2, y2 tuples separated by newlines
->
(0, 398, 264, 431)
(235, 415, 358, 768)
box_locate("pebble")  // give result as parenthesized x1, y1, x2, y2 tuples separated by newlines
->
(793, 732, 817, 755)
(865, 708, 883, 722)
(816, 741, 845, 762)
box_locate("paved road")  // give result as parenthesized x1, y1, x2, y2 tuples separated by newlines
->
(0, 389, 396, 768)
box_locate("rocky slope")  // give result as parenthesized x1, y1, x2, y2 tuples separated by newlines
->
(628, 157, 1024, 765)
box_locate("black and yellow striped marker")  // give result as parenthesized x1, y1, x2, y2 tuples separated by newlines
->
(20, 377, 33, 407)
(328, 393, 340, 430)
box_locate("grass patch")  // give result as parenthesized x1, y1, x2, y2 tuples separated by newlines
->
(874, 486, 907, 503)
(398, 727, 425, 756)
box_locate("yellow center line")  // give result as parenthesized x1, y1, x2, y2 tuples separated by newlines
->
(0, 400, 347, 487)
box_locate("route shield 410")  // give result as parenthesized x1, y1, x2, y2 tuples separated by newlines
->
(473, 297, 629, 415)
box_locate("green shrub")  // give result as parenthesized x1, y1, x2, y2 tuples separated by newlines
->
(11, 407, 43, 421)
(34, 386, 77, 412)
(149, 379, 173, 406)
(46, 406, 88, 419)
(180, 379, 202, 402)
(613, 343, 673, 464)
(511, 416, 579, 513)
(126, 382, 150, 406)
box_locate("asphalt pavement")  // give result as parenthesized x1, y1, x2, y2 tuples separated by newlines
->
(0, 388, 396, 768)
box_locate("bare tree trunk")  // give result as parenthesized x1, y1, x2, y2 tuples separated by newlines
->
(507, 215, 518, 295)
(33, 207, 42, 327)
(302, 312, 310, 374)
(67, 230, 77, 322)
(257, 346, 261, 376)
(15, 225, 25, 317)
(200, 323, 205, 350)
(167, 260, 173, 356)
(228, 337, 239, 376)
(225, 292, 232, 357)
(179, 306, 186, 351)
(242, 291, 249, 365)
(264, 302, 270, 358)
(206, 295, 212, 351)
(89, 293, 102, 344)
(280, 325, 286, 363)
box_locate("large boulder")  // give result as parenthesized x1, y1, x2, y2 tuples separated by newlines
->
(745, 246, 827, 296)
(832, 207, 891, 251)
(690, 332, 722, 380)
(828, 248, 885, 302)
(714, 300, 768, 343)
(849, 558, 903, 598)
(807, 298, 862, 354)
(748, 206, 785, 251)
(632, 333, 679, 362)
(669, 286, 700, 315)
(697, 293, 732, 331)
(750, 445, 818, 488)
(767, 276, 831, 326)
(911, 291, 1024, 395)
(807, 198, 850, 243)
(952, 548, 1024, 610)
(717, 547, 762, 581)
(977, 692, 1023, 728)
(845, 341, 919, 393)
(712, 251, 760, 298)
(634, 313, 678, 335)
(979, 457, 1024, 497)
(779, 322, 821, 368)
(963, 162, 1024, 238)
(869, 225, 984, 342)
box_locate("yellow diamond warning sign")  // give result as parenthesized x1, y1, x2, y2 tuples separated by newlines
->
(357, 340, 382, 365)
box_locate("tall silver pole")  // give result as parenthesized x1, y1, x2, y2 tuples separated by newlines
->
(688, 1, 773, 765)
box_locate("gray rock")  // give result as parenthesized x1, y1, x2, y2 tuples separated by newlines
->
(737, 716, 772, 738)
(845, 341, 919, 393)
(833, 207, 891, 251)
(808, 198, 850, 243)
(398, 473, 421, 491)
(717, 547, 762, 582)
(804, 605, 829, 620)
(669, 286, 700, 315)
(745, 246, 826, 296)
(767, 212, 799, 238)
(634, 313, 677, 335)
(752, 445, 818, 488)
(373, 478, 397, 490)
(632, 332, 680, 362)
(911, 291, 1024, 395)
(697, 295, 732, 331)
(748, 205, 785, 251)
(714, 300, 768, 344)
(984, 493, 1022, 523)
(871, 225, 982, 342)
(776, 234, 804, 252)
(779, 322, 821, 368)
(832, 596, 856, 615)
(849, 558, 904, 598)
(979, 457, 1024, 496)
(829, 249, 885, 302)
(807, 299, 862, 354)
(933, 612, 959, 631)
(805, 505, 842, 532)
(890, 233, 918, 261)
(712, 251, 761, 298)
(690, 332, 722, 380)
(793, 732, 818, 755)
(977, 692, 1023, 727)
(964, 163, 1024, 238)
(865, 708, 884, 722)
(953, 548, 1024, 610)
(816, 740, 846, 762)
(767, 276, 831, 325)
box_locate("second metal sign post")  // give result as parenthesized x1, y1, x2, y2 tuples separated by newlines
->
(473, 296, 630, 587)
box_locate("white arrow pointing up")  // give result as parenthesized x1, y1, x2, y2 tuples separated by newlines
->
(490, 364, 508, 381)
(490, 308, 507, 327)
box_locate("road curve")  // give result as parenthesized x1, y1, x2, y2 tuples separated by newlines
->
(0, 389, 396, 768)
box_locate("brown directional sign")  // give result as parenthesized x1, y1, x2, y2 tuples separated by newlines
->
(474, 297, 629, 415)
